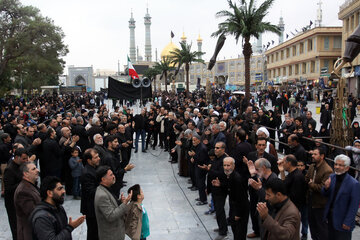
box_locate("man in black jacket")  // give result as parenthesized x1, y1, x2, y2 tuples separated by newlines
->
(4, 148, 29, 240)
(212, 157, 249, 240)
(0, 133, 12, 197)
(101, 135, 134, 197)
(208, 141, 228, 239)
(81, 148, 101, 240)
(133, 108, 147, 153)
(191, 134, 209, 205)
(30, 176, 85, 240)
(288, 134, 309, 166)
(230, 129, 252, 178)
(247, 137, 279, 175)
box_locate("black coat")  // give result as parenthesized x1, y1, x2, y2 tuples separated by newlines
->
(207, 154, 227, 195)
(218, 171, 249, 219)
(30, 201, 73, 240)
(40, 138, 63, 179)
(230, 142, 252, 179)
(290, 144, 309, 165)
(72, 124, 90, 152)
(247, 151, 279, 175)
(0, 142, 12, 164)
(4, 161, 22, 205)
(80, 164, 99, 218)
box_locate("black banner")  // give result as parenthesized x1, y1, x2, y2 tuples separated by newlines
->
(108, 77, 152, 100)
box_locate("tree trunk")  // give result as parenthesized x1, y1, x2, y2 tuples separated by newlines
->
(243, 37, 252, 102)
(164, 71, 168, 92)
(153, 76, 156, 92)
(185, 63, 190, 97)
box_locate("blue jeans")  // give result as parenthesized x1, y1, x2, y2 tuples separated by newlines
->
(135, 129, 146, 151)
(73, 177, 81, 197)
(300, 204, 309, 236)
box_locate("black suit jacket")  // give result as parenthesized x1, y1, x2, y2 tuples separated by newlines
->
(247, 151, 279, 175)
(80, 164, 98, 218)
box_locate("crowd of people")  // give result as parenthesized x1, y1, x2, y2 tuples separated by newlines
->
(0, 88, 360, 240)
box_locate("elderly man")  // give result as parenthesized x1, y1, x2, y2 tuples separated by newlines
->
(212, 157, 249, 240)
(14, 162, 41, 240)
(94, 166, 132, 240)
(322, 154, 360, 240)
(257, 178, 301, 240)
(93, 134, 106, 161)
(209, 124, 226, 149)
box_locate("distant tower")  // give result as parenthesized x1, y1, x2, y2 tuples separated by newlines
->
(256, 34, 263, 53)
(144, 7, 152, 62)
(181, 32, 187, 44)
(155, 48, 158, 62)
(129, 11, 136, 63)
(278, 16, 285, 44)
(315, 0, 322, 27)
(197, 34, 203, 59)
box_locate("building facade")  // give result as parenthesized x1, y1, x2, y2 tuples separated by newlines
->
(189, 54, 266, 90)
(67, 66, 94, 91)
(265, 27, 342, 89)
(339, 0, 360, 97)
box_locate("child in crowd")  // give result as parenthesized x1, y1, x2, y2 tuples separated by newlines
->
(126, 184, 150, 240)
(68, 147, 83, 200)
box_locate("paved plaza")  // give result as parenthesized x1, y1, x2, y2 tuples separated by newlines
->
(1, 100, 360, 239)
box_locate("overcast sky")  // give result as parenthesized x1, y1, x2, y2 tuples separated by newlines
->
(21, 0, 343, 73)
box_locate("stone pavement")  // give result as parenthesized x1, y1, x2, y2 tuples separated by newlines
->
(1, 100, 360, 239)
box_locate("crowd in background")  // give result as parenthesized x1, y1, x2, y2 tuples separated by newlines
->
(0, 87, 360, 240)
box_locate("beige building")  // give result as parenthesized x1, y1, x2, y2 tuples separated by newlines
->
(339, 0, 360, 97)
(265, 27, 342, 89)
(189, 54, 266, 90)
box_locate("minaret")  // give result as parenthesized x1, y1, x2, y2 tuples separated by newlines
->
(197, 34, 203, 60)
(155, 48, 158, 62)
(315, 0, 322, 27)
(181, 32, 187, 44)
(144, 7, 152, 62)
(278, 16, 285, 44)
(256, 34, 263, 53)
(129, 11, 136, 63)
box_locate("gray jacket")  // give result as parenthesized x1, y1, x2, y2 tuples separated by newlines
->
(94, 185, 130, 240)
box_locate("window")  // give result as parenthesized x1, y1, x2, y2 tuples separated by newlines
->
(281, 50, 284, 60)
(283, 67, 286, 76)
(324, 59, 329, 69)
(300, 42, 304, 54)
(276, 52, 279, 62)
(289, 65, 292, 76)
(302, 62, 307, 74)
(292, 46, 297, 56)
(295, 64, 299, 75)
(324, 37, 329, 50)
(308, 39, 313, 51)
(346, 18, 350, 32)
(351, 15, 355, 30)
(286, 48, 290, 58)
(334, 36, 341, 49)
(311, 61, 315, 73)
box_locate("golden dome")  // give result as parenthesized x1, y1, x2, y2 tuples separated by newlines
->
(160, 41, 179, 59)
(181, 32, 187, 41)
(197, 34, 202, 42)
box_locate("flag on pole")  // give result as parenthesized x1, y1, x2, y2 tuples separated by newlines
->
(127, 56, 139, 80)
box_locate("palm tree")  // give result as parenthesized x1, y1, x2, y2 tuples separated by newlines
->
(212, 0, 280, 100)
(170, 42, 205, 96)
(154, 56, 174, 92)
(144, 67, 161, 92)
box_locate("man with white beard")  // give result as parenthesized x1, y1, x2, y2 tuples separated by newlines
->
(212, 157, 249, 240)
(322, 154, 360, 240)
